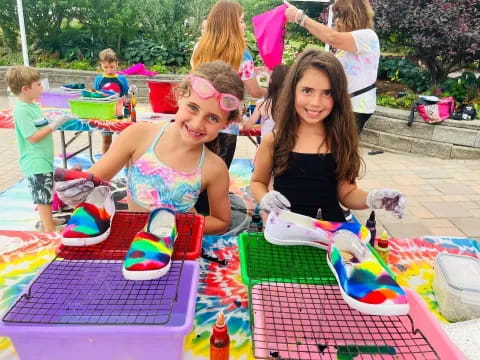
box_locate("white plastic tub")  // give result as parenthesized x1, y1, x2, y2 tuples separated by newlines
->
(433, 253, 480, 322)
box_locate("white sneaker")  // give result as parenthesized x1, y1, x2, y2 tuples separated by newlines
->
(62, 186, 115, 246)
(264, 208, 370, 250)
(327, 230, 409, 316)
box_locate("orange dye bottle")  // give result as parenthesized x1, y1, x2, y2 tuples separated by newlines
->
(210, 312, 230, 360)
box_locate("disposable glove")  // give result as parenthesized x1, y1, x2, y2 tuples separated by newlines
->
(366, 188, 406, 218)
(48, 114, 75, 130)
(55, 178, 94, 207)
(260, 190, 291, 212)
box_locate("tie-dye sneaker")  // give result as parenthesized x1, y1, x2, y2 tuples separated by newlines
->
(62, 186, 115, 246)
(123, 208, 177, 281)
(327, 230, 409, 316)
(264, 208, 370, 250)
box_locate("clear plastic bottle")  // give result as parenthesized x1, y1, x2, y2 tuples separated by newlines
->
(374, 230, 390, 264)
(210, 311, 229, 360)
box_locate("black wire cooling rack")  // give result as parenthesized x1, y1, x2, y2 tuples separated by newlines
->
(2, 211, 202, 325)
(244, 232, 440, 360)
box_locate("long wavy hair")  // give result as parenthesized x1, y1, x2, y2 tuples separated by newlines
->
(261, 64, 289, 120)
(191, 0, 245, 71)
(176, 60, 244, 154)
(272, 49, 363, 184)
(332, 0, 374, 32)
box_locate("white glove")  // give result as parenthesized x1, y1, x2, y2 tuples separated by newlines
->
(260, 190, 291, 212)
(55, 178, 94, 207)
(48, 114, 75, 130)
(366, 188, 406, 218)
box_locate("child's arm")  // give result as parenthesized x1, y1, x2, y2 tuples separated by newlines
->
(242, 100, 263, 131)
(251, 134, 290, 212)
(27, 115, 71, 143)
(338, 180, 406, 218)
(250, 133, 274, 202)
(88, 122, 140, 180)
(202, 154, 231, 234)
(27, 126, 55, 143)
(250, 133, 288, 207)
(337, 180, 369, 210)
(119, 75, 129, 97)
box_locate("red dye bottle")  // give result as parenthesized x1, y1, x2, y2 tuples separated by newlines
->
(210, 311, 230, 360)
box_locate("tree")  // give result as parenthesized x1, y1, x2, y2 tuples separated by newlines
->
(373, 0, 480, 87)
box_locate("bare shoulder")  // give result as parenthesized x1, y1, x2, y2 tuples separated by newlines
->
(119, 121, 167, 143)
(202, 149, 228, 180)
(123, 121, 165, 136)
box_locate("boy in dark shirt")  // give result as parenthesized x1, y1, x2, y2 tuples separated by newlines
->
(94, 48, 129, 153)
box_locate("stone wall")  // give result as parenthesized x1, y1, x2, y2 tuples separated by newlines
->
(0, 66, 185, 103)
(1, 66, 479, 159)
(362, 106, 480, 159)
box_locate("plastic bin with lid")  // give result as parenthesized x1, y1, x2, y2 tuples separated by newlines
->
(433, 253, 480, 322)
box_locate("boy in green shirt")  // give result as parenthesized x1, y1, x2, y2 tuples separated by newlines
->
(6, 66, 71, 232)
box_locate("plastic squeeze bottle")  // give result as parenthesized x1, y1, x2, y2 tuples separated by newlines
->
(374, 230, 390, 264)
(210, 311, 230, 360)
(366, 211, 376, 247)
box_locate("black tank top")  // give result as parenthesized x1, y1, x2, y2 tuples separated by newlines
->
(274, 152, 345, 221)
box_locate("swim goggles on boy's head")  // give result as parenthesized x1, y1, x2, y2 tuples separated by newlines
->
(187, 75, 241, 111)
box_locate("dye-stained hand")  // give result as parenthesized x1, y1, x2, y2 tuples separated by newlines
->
(56, 178, 94, 207)
(366, 188, 406, 218)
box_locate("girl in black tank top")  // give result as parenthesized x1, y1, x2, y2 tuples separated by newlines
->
(274, 152, 345, 221)
(250, 50, 406, 221)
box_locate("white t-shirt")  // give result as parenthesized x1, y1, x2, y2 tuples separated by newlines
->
(335, 29, 380, 114)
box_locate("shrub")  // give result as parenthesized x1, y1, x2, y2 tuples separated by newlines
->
(378, 57, 430, 93)
(373, 0, 480, 87)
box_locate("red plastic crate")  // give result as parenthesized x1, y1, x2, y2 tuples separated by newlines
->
(147, 80, 179, 113)
(57, 211, 204, 261)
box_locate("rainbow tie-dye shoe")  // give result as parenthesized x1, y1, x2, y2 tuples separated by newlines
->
(123, 208, 177, 281)
(62, 186, 115, 246)
(327, 230, 409, 316)
(264, 208, 370, 250)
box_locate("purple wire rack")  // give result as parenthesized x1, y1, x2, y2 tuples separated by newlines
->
(3, 260, 185, 325)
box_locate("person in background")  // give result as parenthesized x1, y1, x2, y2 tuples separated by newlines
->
(250, 50, 405, 222)
(285, 0, 379, 133)
(191, 0, 267, 215)
(94, 48, 129, 153)
(6, 66, 71, 232)
(57, 61, 245, 235)
(242, 64, 290, 139)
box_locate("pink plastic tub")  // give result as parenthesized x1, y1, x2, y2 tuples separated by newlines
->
(251, 283, 464, 359)
(0, 260, 199, 360)
(39, 89, 81, 108)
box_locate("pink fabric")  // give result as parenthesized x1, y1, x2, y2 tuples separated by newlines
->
(252, 4, 287, 71)
(117, 63, 157, 76)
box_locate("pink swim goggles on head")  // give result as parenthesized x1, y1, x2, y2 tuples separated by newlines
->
(188, 75, 241, 111)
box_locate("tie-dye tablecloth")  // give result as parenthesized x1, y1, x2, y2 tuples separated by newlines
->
(0, 151, 478, 359)
(2, 230, 479, 359)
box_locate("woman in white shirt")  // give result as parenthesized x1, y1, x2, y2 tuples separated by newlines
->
(285, 0, 380, 133)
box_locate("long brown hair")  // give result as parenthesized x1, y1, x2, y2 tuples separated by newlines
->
(272, 49, 363, 184)
(176, 60, 244, 154)
(191, 0, 245, 70)
(261, 64, 289, 120)
(333, 0, 374, 32)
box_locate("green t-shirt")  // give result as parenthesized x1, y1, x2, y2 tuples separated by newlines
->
(13, 99, 53, 176)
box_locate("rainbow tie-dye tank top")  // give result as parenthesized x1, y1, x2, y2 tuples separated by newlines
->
(127, 123, 204, 213)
